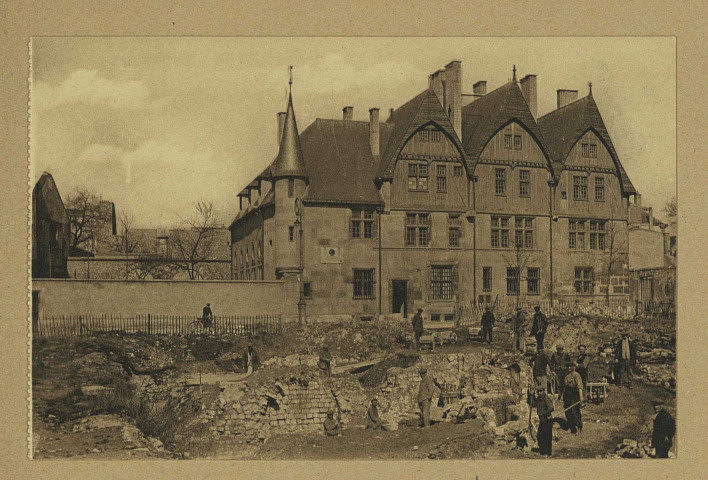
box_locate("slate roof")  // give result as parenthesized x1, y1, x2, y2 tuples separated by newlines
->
(376, 88, 468, 181)
(302, 118, 392, 205)
(271, 93, 308, 180)
(460, 80, 553, 172)
(537, 94, 636, 195)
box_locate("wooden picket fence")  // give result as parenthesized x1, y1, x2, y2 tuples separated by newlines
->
(33, 313, 282, 339)
(454, 297, 637, 326)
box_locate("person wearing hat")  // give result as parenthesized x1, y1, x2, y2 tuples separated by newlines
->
(511, 306, 527, 352)
(242, 340, 260, 374)
(534, 385, 555, 456)
(480, 306, 496, 344)
(202, 302, 214, 329)
(318, 346, 332, 378)
(323, 409, 341, 436)
(613, 331, 637, 388)
(562, 362, 586, 434)
(651, 399, 675, 458)
(576, 344, 591, 388)
(417, 367, 439, 428)
(506, 363, 524, 401)
(530, 305, 548, 351)
(411, 308, 424, 349)
(551, 344, 573, 395)
(366, 398, 388, 431)
(529, 347, 551, 392)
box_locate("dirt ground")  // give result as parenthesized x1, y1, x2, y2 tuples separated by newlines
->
(31, 317, 676, 460)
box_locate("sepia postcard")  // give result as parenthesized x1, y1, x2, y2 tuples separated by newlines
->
(1, 2, 706, 479)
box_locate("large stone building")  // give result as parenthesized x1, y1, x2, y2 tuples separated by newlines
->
(229, 61, 640, 318)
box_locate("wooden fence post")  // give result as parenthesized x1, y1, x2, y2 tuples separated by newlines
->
(147, 313, 152, 335)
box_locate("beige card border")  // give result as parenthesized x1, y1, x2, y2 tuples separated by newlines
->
(1, 1, 705, 478)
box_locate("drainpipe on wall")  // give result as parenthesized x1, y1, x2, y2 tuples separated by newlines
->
(548, 179, 556, 307)
(472, 175, 478, 302)
(378, 208, 383, 316)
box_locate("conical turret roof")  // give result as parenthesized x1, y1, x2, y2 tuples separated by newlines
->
(271, 93, 308, 180)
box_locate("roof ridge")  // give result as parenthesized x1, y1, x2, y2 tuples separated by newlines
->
(538, 95, 589, 121)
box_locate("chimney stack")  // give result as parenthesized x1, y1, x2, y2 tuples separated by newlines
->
(520, 74, 538, 119)
(428, 62, 462, 138)
(473, 81, 487, 96)
(277, 112, 286, 144)
(342, 106, 354, 121)
(557, 89, 578, 109)
(369, 108, 380, 156)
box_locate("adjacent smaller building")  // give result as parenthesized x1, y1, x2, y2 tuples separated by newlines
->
(32, 172, 70, 279)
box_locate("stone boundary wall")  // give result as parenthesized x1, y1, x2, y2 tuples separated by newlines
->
(32, 279, 299, 318)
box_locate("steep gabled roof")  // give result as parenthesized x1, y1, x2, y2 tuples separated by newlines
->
(461, 80, 553, 172)
(376, 88, 468, 181)
(229, 187, 274, 231)
(301, 119, 393, 205)
(537, 93, 636, 195)
(271, 93, 308, 180)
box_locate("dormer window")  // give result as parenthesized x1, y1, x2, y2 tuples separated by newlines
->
(419, 130, 429, 142)
(581, 143, 598, 158)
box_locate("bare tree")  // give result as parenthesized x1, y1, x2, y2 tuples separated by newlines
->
(663, 196, 677, 220)
(65, 188, 114, 254)
(502, 231, 538, 309)
(169, 201, 225, 280)
(111, 211, 142, 254)
(603, 211, 628, 306)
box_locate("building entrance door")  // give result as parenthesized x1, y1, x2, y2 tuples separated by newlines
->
(640, 276, 654, 302)
(392, 280, 408, 318)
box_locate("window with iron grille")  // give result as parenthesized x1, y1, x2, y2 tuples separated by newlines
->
(573, 176, 588, 201)
(582, 143, 598, 158)
(594, 177, 605, 201)
(419, 130, 429, 142)
(408, 163, 429, 191)
(568, 219, 587, 249)
(288, 179, 295, 198)
(519, 169, 530, 197)
(574, 267, 593, 295)
(303, 282, 312, 300)
(405, 213, 430, 247)
(453, 165, 463, 177)
(495, 168, 506, 195)
(504, 134, 513, 149)
(353, 269, 375, 299)
(514, 217, 534, 249)
(482, 267, 492, 292)
(507, 267, 520, 295)
(491, 216, 510, 248)
(351, 209, 375, 239)
(589, 220, 606, 250)
(288, 225, 295, 242)
(430, 130, 441, 142)
(436, 165, 447, 192)
(514, 135, 522, 150)
(527, 267, 540, 295)
(431, 265, 455, 300)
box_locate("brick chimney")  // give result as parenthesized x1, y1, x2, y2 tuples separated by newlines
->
(520, 74, 538, 118)
(473, 81, 487, 95)
(557, 89, 578, 109)
(342, 106, 354, 120)
(277, 111, 286, 144)
(428, 62, 462, 138)
(369, 108, 380, 156)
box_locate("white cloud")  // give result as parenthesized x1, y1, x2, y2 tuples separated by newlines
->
(33, 69, 151, 110)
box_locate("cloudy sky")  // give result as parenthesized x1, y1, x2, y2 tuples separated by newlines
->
(31, 37, 675, 227)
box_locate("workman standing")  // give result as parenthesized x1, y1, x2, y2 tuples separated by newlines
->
(576, 344, 591, 388)
(480, 306, 495, 344)
(417, 367, 439, 428)
(562, 362, 586, 434)
(529, 347, 551, 392)
(511, 306, 526, 352)
(535, 386, 554, 457)
(551, 344, 572, 395)
(412, 308, 424, 348)
(530, 306, 548, 351)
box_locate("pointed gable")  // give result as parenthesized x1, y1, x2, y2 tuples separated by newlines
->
(537, 94, 636, 195)
(271, 93, 308, 180)
(33, 172, 69, 225)
(461, 80, 552, 171)
(376, 88, 467, 182)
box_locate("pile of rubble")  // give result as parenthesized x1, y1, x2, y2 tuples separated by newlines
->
(638, 364, 676, 393)
(609, 438, 655, 458)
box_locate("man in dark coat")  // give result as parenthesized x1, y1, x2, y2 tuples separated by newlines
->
(576, 344, 591, 388)
(651, 399, 675, 458)
(534, 386, 554, 456)
(411, 308, 424, 348)
(366, 398, 388, 431)
(614, 332, 637, 388)
(480, 306, 495, 344)
(242, 341, 260, 374)
(529, 348, 551, 392)
(562, 363, 586, 434)
(530, 306, 548, 351)
(202, 303, 213, 328)
(551, 344, 573, 396)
